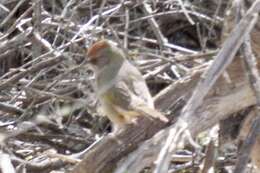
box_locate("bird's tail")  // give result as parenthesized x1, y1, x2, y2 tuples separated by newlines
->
(136, 106, 169, 123)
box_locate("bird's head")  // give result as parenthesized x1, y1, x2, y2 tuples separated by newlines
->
(86, 39, 125, 70)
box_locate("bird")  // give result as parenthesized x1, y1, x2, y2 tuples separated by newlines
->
(86, 39, 168, 130)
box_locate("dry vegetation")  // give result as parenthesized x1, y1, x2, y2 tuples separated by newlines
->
(0, 0, 260, 173)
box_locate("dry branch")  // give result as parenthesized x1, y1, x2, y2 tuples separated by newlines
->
(0, 55, 63, 90)
(233, 2, 260, 172)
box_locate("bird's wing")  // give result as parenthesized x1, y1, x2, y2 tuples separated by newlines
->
(104, 80, 134, 111)
(120, 62, 154, 107)
(120, 65, 168, 122)
(101, 61, 168, 122)
(128, 75, 154, 107)
(104, 80, 168, 122)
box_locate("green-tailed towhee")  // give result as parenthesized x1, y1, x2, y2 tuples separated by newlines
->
(86, 39, 168, 129)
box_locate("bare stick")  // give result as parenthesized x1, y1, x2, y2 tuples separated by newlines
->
(182, 0, 260, 122)
(234, 10, 260, 173)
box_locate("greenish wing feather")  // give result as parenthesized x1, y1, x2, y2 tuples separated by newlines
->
(103, 61, 152, 111)
(131, 76, 151, 104)
(104, 81, 133, 111)
(123, 68, 152, 106)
